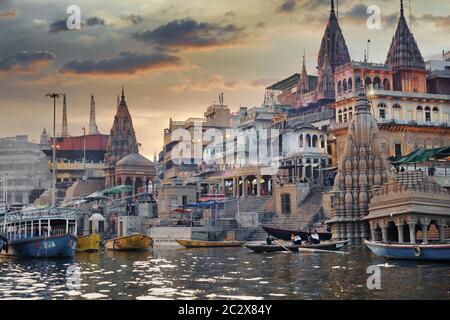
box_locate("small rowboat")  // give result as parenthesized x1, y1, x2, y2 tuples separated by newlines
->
(176, 239, 246, 248)
(246, 240, 349, 253)
(365, 240, 450, 261)
(262, 226, 332, 241)
(104, 234, 152, 251)
(76, 233, 100, 253)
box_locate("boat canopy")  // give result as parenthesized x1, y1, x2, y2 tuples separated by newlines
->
(389, 147, 450, 165)
(186, 201, 223, 208)
(101, 185, 133, 195)
(89, 213, 106, 221)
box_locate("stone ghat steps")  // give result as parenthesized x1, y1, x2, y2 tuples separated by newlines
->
(224, 196, 274, 215)
(267, 190, 324, 231)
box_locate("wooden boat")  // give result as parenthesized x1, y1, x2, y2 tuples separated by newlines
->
(76, 233, 100, 252)
(246, 240, 349, 253)
(104, 234, 152, 251)
(0, 208, 78, 258)
(176, 239, 246, 248)
(365, 240, 450, 261)
(262, 225, 332, 241)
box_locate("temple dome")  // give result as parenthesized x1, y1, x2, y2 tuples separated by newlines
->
(116, 153, 154, 167)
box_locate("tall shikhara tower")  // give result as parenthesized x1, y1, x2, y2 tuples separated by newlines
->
(327, 86, 391, 245)
(316, 0, 351, 99)
(104, 86, 139, 167)
(89, 95, 100, 135)
(386, 0, 427, 93)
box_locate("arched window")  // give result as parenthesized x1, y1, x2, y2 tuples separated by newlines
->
(383, 78, 390, 90)
(343, 108, 348, 123)
(306, 134, 311, 147)
(425, 106, 431, 122)
(432, 107, 439, 122)
(299, 134, 304, 148)
(337, 81, 342, 94)
(373, 77, 382, 90)
(365, 77, 372, 88)
(312, 135, 318, 148)
(355, 77, 361, 88)
(417, 106, 423, 122)
(378, 103, 387, 119)
(348, 78, 353, 92)
(343, 79, 348, 92)
(338, 110, 343, 123)
(320, 136, 325, 149)
(393, 104, 401, 120)
(348, 107, 353, 120)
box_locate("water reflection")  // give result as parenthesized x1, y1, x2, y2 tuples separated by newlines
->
(1, 246, 450, 300)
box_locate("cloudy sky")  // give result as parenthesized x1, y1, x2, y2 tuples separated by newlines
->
(0, 0, 448, 158)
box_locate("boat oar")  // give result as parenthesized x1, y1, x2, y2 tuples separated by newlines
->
(298, 248, 348, 255)
(273, 239, 291, 252)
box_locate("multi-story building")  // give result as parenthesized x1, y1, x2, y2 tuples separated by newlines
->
(163, 102, 232, 180)
(331, 4, 450, 163)
(0, 135, 50, 205)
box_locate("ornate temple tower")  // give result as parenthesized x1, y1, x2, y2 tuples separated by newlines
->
(89, 94, 100, 135)
(61, 94, 69, 137)
(317, 0, 351, 99)
(386, 0, 427, 93)
(327, 86, 391, 244)
(298, 50, 310, 95)
(104, 86, 139, 187)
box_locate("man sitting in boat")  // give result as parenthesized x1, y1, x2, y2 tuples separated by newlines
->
(310, 230, 320, 244)
(266, 235, 274, 245)
(293, 234, 302, 245)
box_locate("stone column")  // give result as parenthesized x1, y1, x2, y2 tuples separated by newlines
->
(233, 177, 237, 198)
(397, 224, 404, 243)
(221, 179, 225, 195)
(381, 226, 388, 243)
(132, 177, 136, 198)
(256, 175, 261, 197)
(409, 222, 417, 244)
(242, 175, 247, 198)
(421, 224, 428, 244)
(438, 224, 446, 243)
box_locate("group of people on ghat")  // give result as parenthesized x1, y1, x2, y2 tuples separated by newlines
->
(266, 230, 320, 246)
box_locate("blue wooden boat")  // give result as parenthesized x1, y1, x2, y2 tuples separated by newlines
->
(365, 240, 450, 261)
(0, 208, 78, 258)
(6, 234, 77, 258)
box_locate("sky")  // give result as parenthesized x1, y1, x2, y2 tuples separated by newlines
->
(0, 0, 449, 159)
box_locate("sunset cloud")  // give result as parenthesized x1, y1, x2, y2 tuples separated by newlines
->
(49, 16, 107, 33)
(0, 51, 55, 75)
(60, 51, 182, 76)
(133, 19, 245, 50)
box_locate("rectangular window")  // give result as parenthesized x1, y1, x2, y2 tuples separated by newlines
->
(395, 144, 402, 157)
(379, 109, 386, 119)
(281, 194, 291, 215)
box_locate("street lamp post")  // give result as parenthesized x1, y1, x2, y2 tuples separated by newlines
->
(82, 127, 87, 180)
(46, 93, 62, 208)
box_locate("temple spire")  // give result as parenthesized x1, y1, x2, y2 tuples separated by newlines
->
(61, 94, 69, 137)
(89, 94, 100, 135)
(330, 0, 335, 16)
(400, 0, 404, 17)
(121, 85, 125, 100)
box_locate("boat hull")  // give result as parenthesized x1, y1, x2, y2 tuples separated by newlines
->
(246, 240, 349, 253)
(76, 233, 100, 252)
(176, 239, 246, 248)
(104, 234, 152, 251)
(4, 235, 77, 258)
(365, 240, 450, 261)
(262, 226, 332, 241)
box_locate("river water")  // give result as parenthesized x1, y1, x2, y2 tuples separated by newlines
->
(1, 245, 450, 300)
